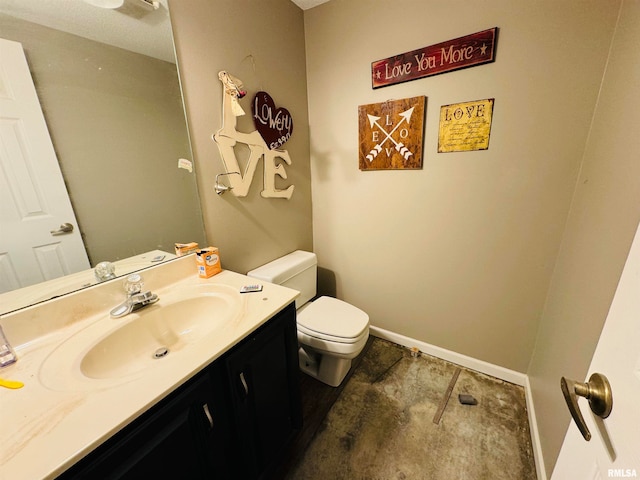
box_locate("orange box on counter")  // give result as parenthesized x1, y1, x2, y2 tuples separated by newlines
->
(196, 247, 222, 278)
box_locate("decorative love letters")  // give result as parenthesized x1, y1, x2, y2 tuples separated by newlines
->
(213, 71, 294, 199)
(252, 92, 293, 150)
(358, 96, 426, 170)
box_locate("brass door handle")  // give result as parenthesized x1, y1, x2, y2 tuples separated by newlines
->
(561, 373, 613, 441)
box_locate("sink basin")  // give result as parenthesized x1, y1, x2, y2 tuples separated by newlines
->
(81, 295, 234, 379)
(39, 283, 243, 391)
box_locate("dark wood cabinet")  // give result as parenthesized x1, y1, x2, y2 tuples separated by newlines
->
(58, 373, 218, 479)
(58, 302, 300, 480)
(224, 301, 302, 479)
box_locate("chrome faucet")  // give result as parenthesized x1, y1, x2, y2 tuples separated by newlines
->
(110, 273, 159, 318)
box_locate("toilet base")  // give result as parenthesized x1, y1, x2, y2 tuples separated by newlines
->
(299, 347, 353, 387)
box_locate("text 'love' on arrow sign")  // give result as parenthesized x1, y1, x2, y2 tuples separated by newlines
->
(252, 91, 293, 150)
(358, 96, 426, 170)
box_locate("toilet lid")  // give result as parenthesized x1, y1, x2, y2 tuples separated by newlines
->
(297, 296, 369, 340)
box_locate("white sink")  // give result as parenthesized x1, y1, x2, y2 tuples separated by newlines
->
(39, 284, 243, 391)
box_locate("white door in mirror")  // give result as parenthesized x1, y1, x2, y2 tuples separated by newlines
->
(0, 39, 90, 292)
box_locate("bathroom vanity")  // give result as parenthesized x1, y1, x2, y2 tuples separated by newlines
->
(0, 256, 301, 479)
(60, 302, 300, 479)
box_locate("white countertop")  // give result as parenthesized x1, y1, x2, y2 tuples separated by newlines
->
(0, 256, 299, 480)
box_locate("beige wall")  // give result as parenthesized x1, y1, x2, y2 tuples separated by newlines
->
(304, 0, 618, 372)
(0, 14, 205, 264)
(169, 0, 313, 274)
(169, 0, 640, 475)
(305, 0, 640, 474)
(528, 1, 640, 475)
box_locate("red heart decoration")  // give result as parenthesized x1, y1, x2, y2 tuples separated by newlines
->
(252, 91, 293, 150)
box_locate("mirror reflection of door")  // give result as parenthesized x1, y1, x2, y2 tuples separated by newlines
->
(0, 38, 90, 292)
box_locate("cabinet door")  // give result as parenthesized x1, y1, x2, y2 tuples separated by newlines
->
(225, 303, 302, 479)
(59, 373, 219, 479)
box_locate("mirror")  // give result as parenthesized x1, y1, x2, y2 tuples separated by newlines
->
(0, 0, 206, 314)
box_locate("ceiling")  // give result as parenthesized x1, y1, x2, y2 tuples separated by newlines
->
(0, 0, 175, 62)
(291, 0, 331, 9)
(0, 0, 331, 63)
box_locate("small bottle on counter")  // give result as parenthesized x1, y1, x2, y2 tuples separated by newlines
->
(0, 325, 17, 367)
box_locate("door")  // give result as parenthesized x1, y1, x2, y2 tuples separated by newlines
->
(0, 38, 89, 292)
(552, 219, 640, 479)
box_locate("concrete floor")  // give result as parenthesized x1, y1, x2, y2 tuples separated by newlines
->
(285, 337, 537, 480)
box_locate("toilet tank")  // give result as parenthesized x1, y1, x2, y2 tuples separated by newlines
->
(247, 250, 317, 308)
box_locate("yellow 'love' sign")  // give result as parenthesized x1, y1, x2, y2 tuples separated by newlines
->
(438, 98, 494, 153)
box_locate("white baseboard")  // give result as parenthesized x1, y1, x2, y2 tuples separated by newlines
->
(369, 325, 546, 479)
(370, 325, 527, 385)
(524, 376, 548, 480)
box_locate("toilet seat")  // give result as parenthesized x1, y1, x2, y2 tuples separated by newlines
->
(297, 296, 369, 344)
(298, 324, 369, 345)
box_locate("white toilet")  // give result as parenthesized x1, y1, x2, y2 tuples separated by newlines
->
(248, 250, 369, 387)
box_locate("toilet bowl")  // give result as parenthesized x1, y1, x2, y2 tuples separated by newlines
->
(248, 251, 369, 387)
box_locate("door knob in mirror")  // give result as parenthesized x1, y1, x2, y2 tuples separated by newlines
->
(50, 222, 74, 236)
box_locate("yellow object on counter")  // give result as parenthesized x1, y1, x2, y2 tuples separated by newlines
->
(0, 377, 24, 389)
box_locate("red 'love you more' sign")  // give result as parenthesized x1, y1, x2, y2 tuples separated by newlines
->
(252, 91, 293, 150)
(371, 28, 498, 89)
